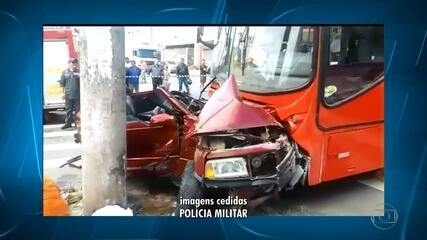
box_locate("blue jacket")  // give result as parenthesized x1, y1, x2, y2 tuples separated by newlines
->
(126, 66, 141, 85)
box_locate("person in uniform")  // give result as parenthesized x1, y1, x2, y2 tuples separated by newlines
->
(139, 60, 148, 83)
(59, 58, 80, 129)
(199, 59, 209, 90)
(176, 58, 190, 94)
(147, 59, 164, 90)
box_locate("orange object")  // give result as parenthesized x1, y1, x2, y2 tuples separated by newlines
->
(43, 177, 70, 216)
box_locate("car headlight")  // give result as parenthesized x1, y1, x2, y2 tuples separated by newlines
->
(205, 157, 249, 180)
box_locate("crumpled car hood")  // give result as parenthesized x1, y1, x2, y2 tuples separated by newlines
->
(196, 75, 282, 134)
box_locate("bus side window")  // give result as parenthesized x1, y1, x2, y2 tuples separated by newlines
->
(324, 26, 384, 106)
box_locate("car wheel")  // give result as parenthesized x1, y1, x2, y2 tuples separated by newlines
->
(175, 161, 229, 214)
(175, 161, 203, 213)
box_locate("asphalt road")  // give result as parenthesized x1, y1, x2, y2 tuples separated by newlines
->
(44, 123, 82, 190)
(43, 73, 384, 216)
(250, 175, 384, 216)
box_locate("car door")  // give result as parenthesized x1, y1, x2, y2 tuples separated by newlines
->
(126, 91, 180, 172)
(127, 115, 180, 158)
(318, 26, 384, 181)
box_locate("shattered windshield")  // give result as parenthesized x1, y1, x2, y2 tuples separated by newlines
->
(232, 26, 315, 93)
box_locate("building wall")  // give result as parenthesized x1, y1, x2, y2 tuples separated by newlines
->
(164, 47, 195, 66)
(195, 43, 215, 67)
(202, 48, 212, 65)
(187, 47, 194, 66)
(125, 26, 218, 67)
(163, 48, 185, 62)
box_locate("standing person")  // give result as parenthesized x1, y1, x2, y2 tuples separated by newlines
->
(199, 59, 209, 90)
(125, 57, 131, 68)
(147, 59, 164, 90)
(125, 60, 141, 93)
(176, 58, 190, 94)
(162, 62, 171, 91)
(139, 60, 147, 83)
(59, 58, 80, 129)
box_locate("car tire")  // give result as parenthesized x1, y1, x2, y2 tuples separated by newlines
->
(175, 161, 229, 214)
(175, 161, 203, 213)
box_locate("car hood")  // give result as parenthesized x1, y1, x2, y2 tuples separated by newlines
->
(196, 75, 282, 134)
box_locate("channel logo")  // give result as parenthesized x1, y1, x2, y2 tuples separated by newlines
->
(371, 203, 398, 230)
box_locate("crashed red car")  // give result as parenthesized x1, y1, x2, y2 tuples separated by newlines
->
(124, 88, 203, 178)
(177, 76, 302, 204)
(74, 88, 205, 180)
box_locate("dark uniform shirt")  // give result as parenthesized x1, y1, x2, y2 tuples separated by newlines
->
(200, 63, 208, 82)
(176, 63, 189, 77)
(200, 63, 209, 75)
(59, 68, 80, 99)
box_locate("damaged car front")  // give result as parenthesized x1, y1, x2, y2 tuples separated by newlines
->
(198, 128, 304, 194)
(176, 76, 310, 208)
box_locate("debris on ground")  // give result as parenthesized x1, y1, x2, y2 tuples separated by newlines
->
(60, 187, 83, 216)
(92, 205, 133, 216)
(69, 199, 83, 216)
(139, 193, 176, 215)
(126, 176, 178, 216)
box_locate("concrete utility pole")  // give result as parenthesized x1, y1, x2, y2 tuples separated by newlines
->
(79, 27, 127, 215)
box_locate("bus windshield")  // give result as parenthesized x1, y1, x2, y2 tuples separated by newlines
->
(230, 26, 316, 93)
(209, 27, 234, 83)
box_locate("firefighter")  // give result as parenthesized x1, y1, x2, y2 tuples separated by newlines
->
(59, 58, 80, 130)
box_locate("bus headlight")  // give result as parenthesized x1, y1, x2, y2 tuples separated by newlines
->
(205, 157, 249, 180)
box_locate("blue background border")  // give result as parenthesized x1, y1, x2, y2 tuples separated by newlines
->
(1, 0, 427, 239)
